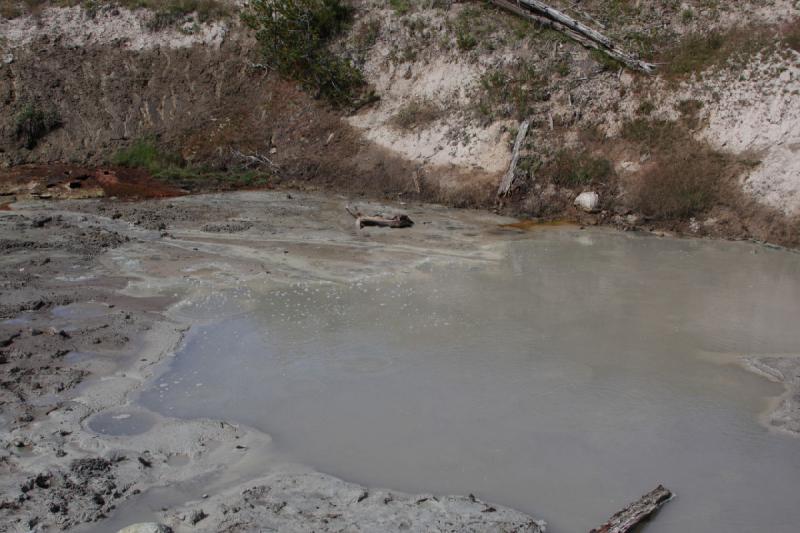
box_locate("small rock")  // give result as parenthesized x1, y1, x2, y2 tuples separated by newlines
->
(574, 191, 600, 213)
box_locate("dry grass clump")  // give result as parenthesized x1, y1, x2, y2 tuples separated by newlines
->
(621, 118, 742, 220)
(539, 149, 613, 188)
(389, 98, 444, 131)
(635, 151, 730, 219)
(658, 25, 773, 78)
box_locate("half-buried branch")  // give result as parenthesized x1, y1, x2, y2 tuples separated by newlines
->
(489, 0, 657, 74)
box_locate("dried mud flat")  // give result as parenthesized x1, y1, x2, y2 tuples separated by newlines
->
(0, 191, 546, 532)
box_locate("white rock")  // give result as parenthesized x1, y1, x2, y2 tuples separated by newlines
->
(117, 524, 172, 533)
(574, 191, 600, 213)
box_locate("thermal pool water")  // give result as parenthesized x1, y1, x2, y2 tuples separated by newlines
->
(138, 228, 800, 532)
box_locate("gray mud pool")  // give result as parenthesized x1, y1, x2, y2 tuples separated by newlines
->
(140, 228, 800, 532)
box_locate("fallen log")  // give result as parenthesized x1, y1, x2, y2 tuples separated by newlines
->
(590, 485, 673, 533)
(346, 207, 414, 229)
(497, 118, 530, 197)
(489, 0, 657, 74)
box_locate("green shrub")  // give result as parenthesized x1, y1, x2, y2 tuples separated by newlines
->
(14, 103, 61, 149)
(242, 0, 365, 107)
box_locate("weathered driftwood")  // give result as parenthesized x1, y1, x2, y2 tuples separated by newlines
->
(489, 0, 657, 74)
(590, 485, 673, 533)
(230, 148, 280, 172)
(346, 207, 414, 229)
(497, 119, 530, 197)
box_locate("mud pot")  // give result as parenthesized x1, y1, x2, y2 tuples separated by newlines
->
(2, 191, 800, 533)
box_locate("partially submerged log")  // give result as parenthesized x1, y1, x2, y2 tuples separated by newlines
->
(497, 119, 530, 197)
(591, 485, 673, 533)
(346, 207, 414, 229)
(489, 0, 657, 74)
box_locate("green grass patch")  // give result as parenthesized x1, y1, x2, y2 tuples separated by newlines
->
(112, 138, 184, 176)
(112, 138, 271, 186)
(389, 0, 411, 15)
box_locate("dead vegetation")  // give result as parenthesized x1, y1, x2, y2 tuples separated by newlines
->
(389, 98, 445, 131)
(540, 149, 613, 188)
(0, 0, 232, 23)
(620, 118, 743, 220)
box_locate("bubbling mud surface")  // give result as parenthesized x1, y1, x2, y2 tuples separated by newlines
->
(140, 228, 800, 533)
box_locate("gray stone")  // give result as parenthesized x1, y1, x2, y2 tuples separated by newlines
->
(574, 191, 600, 213)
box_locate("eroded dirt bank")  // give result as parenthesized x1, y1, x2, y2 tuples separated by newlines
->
(0, 192, 547, 532)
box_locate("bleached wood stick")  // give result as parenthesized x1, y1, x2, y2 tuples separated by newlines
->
(497, 119, 530, 197)
(490, 0, 657, 74)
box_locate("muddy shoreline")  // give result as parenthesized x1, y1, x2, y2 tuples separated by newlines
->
(0, 191, 550, 532)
